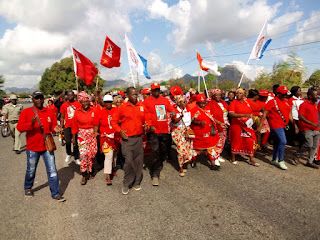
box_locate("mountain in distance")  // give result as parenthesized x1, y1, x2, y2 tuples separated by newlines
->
(103, 79, 130, 90)
(5, 87, 35, 94)
(102, 64, 252, 90)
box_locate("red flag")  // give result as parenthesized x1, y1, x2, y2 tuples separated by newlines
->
(72, 47, 98, 86)
(100, 36, 121, 68)
(196, 51, 221, 76)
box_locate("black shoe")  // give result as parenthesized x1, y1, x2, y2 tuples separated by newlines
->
(306, 162, 319, 169)
(314, 160, 320, 166)
(190, 162, 197, 168)
(209, 165, 220, 171)
(15, 150, 21, 154)
(52, 195, 66, 202)
(25, 189, 34, 197)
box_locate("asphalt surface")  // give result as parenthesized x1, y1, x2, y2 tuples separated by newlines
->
(0, 131, 320, 240)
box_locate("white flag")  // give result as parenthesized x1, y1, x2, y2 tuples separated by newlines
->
(249, 20, 272, 60)
(125, 34, 144, 75)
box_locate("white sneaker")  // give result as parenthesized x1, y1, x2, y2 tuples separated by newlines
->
(218, 157, 225, 163)
(65, 155, 72, 164)
(214, 159, 221, 167)
(271, 160, 278, 166)
(278, 161, 288, 170)
(75, 159, 81, 165)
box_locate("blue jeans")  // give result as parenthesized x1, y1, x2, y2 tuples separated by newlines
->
(24, 150, 60, 198)
(271, 128, 287, 162)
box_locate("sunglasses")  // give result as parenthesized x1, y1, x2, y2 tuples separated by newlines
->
(34, 95, 44, 100)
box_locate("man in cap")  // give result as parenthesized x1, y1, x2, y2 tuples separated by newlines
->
(143, 83, 176, 186)
(1, 94, 23, 154)
(17, 91, 65, 202)
(60, 90, 81, 165)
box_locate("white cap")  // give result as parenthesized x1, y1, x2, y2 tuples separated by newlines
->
(103, 94, 113, 102)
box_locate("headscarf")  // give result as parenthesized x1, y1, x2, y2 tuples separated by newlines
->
(77, 91, 90, 102)
(211, 89, 222, 95)
(236, 88, 245, 94)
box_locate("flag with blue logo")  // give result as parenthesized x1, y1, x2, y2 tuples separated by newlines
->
(249, 20, 272, 60)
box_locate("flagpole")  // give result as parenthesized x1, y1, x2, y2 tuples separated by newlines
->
(96, 67, 100, 91)
(238, 58, 250, 88)
(197, 71, 200, 92)
(200, 70, 209, 97)
(70, 45, 79, 92)
(76, 76, 79, 92)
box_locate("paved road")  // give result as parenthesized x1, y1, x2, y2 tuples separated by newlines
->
(0, 132, 319, 240)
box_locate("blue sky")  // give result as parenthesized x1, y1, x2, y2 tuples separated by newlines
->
(0, 0, 319, 88)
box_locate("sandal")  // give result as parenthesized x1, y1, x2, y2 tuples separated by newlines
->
(249, 161, 260, 167)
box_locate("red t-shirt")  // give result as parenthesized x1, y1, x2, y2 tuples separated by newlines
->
(111, 101, 145, 137)
(143, 95, 175, 134)
(17, 107, 57, 152)
(98, 108, 116, 135)
(298, 100, 319, 131)
(60, 101, 81, 128)
(47, 104, 58, 117)
(72, 107, 98, 134)
(265, 97, 290, 129)
(246, 98, 264, 116)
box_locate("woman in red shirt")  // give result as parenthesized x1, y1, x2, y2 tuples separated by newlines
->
(208, 89, 229, 162)
(98, 95, 117, 185)
(263, 86, 292, 170)
(229, 88, 259, 166)
(190, 94, 220, 170)
(72, 91, 98, 185)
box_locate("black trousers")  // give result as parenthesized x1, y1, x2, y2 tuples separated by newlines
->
(147, 133, 172, 178)
(63, 127, 79, 159)
(122, 136, 144, 188)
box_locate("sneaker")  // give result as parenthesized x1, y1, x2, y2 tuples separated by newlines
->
(25, 189, 34, 197)
(74, 159, 81, 165)
(278, 161, 288, 170)
(65, 155, 72, 164)
(306, 162, 319, 169)
(218, 157, 225, 163)
(152, 177, 159, 186)
(271, 160, 278, 166)
(122, 186, 129, 195)
(52, 195, 66, 202)
(231, 160, 238, 165)
(133, 185, 142, 191)
(214, 159, 221, 167)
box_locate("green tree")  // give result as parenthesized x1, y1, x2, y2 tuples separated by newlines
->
(304, 69, 320, 87)
(253, 53, 305, 90)
(39, 57, 105, 95)
(0, 75, 6, 97)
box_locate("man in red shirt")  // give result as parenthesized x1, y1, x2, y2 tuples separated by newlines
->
(111, 87, 145, 195)
(17, 91, 65, 202)
(143, 83, 175, 186)
(298, 87, 320, 169)
(60, 90, 81, 165)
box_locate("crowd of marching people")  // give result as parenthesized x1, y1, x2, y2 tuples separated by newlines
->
(2, 82, 320, 201)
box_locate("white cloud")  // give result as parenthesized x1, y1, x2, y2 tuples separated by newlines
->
(143, 36, 150, 43)
(148, 0, 283, 51)
(228, 60, 265, 80)
(141, 51, 183, 83)
(268, 11, 303, 36)
(289, 11, 320, 45)
(0, 0, 149, 88)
